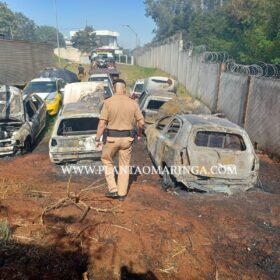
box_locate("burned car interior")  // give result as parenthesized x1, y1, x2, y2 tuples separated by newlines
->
(57, 117, 99, 136)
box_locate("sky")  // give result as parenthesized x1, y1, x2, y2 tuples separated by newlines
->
(4, 0, 156, 49)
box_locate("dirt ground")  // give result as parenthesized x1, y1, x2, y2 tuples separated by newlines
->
(0, 124, 279, 280)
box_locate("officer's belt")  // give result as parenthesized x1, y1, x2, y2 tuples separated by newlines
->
(107, 129, 132, 137)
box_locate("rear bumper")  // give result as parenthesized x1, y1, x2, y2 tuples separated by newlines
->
(49, 151, 102, 163)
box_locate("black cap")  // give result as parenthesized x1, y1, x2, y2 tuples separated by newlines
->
(113, 78, 126, 86)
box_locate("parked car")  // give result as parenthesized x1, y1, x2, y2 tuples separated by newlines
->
(145, 113, 259, 194)
(0, 85, 46, 156)
(130, 79, 144, 98)
(49, 82, 105, 164)
(88, 73, 113, 87)
(139, 90, 176, 124)
(35, 67, 79, 83)
(88, 73, 114, 97)
(23, 78, 64, 116)
(144, 76, 177, 93)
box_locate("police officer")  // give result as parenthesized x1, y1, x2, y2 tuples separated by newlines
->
(77, 64, 85, 81)
(95, 79, 145, 201)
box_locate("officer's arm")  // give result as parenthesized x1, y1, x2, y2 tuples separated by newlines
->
(96, 119, 107, 141)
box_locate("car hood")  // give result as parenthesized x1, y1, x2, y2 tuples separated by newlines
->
(0, 85, 24, 122)
(35, 92, 54, 100)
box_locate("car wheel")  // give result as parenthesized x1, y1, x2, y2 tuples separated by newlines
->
(22, 137, 32, 155)
(162, 167, 176, 191)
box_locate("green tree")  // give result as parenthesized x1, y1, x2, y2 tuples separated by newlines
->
(144, 0, 280, 63)
(0, 2, 16, 39)
(35, 25, 65, 47)
(71, 26, 97, 53)
(13, 12, 36, 41)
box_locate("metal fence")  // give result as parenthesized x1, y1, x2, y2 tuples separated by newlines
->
(115, 54, 134, 65)
(0, 39, 53, 86)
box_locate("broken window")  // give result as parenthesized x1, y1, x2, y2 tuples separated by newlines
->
(25, 100, 36, 119)
(57, 117, 99, 136)
(156, 116, 172, 131)
(147, 100, 166, 111)
(166, 118, 181, 139)
(195, 131, 246, 151)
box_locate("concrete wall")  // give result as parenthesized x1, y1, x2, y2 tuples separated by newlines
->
(135, 38, 280, 158)
(54, 47, 83, 63)
(217, 72, 249, 125)
(245, 78, 280, 157)
(0, 39, 53, 86)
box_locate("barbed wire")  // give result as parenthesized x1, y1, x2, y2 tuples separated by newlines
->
(225, 61, 280, 79)
(201, 51, 230, 64)
(135, 34, 280, 80)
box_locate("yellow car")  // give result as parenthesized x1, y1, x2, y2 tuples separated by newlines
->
(23, 78, 65, 116)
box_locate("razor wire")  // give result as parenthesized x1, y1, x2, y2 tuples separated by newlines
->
(201, 51, 230, 64)
(225, 61, 280, 79)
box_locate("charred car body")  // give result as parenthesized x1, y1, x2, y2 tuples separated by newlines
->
(145, 113, 259, 194)
(139, 90, 176, 125)
(0, 85, 46, 156)
(49, 82, 105, 164)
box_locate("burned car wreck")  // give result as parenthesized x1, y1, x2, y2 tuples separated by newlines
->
(49, 82, 105, 164)
(0, 85, 46, 156)
(145, 113, 259, 194)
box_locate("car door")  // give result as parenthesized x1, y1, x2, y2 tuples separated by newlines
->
(146, 116, 172, 165)
(159, 118, 182, 168)
(31, 95, 46, 132)
(25, 99, 40, 141)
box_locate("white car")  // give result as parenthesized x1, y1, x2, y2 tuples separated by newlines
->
(88, 74, 113, 98)
(130, 79, 144, 98)
(145, 114, 259, 194)
(23, 77, 65, 116)
(49, 82, 105, 164)
(0, 85, 46, 156)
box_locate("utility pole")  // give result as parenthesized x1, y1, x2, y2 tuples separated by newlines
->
(122, 24, 138, 49)
(9, 25, 14, 40)
(54, 0, 61, 67)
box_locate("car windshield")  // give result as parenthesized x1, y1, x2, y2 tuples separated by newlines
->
(134, 83, 144, 92)
(0, 90, 23, 121)
(57, 117, 99, 136)
(89, 77, 108, 82)
(147, 100, 166, 111)
(195, 131, 246, 151)
(24, 81, 56, 94)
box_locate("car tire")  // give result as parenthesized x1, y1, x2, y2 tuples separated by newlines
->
(22, 137, 32, 155)
(162, 166, 176, 191)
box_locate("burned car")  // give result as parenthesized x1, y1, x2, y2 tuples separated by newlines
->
(145, 113, 259, 194)
(0, 85, 46, 156)
(49, 82, 105, 164)
(139, 90, 176, 124)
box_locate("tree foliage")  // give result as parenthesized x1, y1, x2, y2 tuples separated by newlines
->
(144, 0, 280, 63)
(35, 26, 65, 47)
(71, 26, 97, 53)
(0, 1, 65, 47)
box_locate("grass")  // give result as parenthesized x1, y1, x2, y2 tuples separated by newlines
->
(117, 64, 190, 96)
(0, 219, 11, 243)
(53, 55, 190, 96)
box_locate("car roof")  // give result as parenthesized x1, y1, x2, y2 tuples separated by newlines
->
(30, 77, 58, 82)
(176, 114, 242, 131)
(89, 74, 110, 78)
(61, 102, 100, 117)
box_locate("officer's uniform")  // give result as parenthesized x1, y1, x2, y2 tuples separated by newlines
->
(99, 94, 144, 196)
